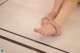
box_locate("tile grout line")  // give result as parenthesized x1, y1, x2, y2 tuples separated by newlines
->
(0, 35, 46, 53)
(0, 28, 69, 53)
(0, 0, 8, 6)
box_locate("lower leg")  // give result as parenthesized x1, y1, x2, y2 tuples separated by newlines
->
(41, 0, 64, 26)
(54, 1, 78, 27)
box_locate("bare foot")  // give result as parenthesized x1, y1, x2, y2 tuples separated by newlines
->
(34, 23, 56, 36)
(34, 13, 61, 36)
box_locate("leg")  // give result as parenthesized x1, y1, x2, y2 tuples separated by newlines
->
(41, 0, 64, 26)
(54, 1, 78, 27)
(34, 0, 77, 36)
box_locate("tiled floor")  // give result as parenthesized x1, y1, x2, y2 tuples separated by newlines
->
(0, 0, 80, 53)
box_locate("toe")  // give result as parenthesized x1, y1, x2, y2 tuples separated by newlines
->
(34, 28, 41, 32)
(34, 28, 43, 34)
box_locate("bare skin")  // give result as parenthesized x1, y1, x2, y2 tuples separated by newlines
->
(34, 0, 78, 36)
(41, 0, 64, 26)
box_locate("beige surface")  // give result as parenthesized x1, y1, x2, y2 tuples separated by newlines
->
(0, 0, 80, 53)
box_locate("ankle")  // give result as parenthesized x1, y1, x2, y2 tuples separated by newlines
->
(49, 12, 57, 16)
(47, 12, 58, 20)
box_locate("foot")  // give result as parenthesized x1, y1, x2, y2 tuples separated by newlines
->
(34, 23, 56, 36)
(34, 13, 61, 36)
(34, 20, 61, 36)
